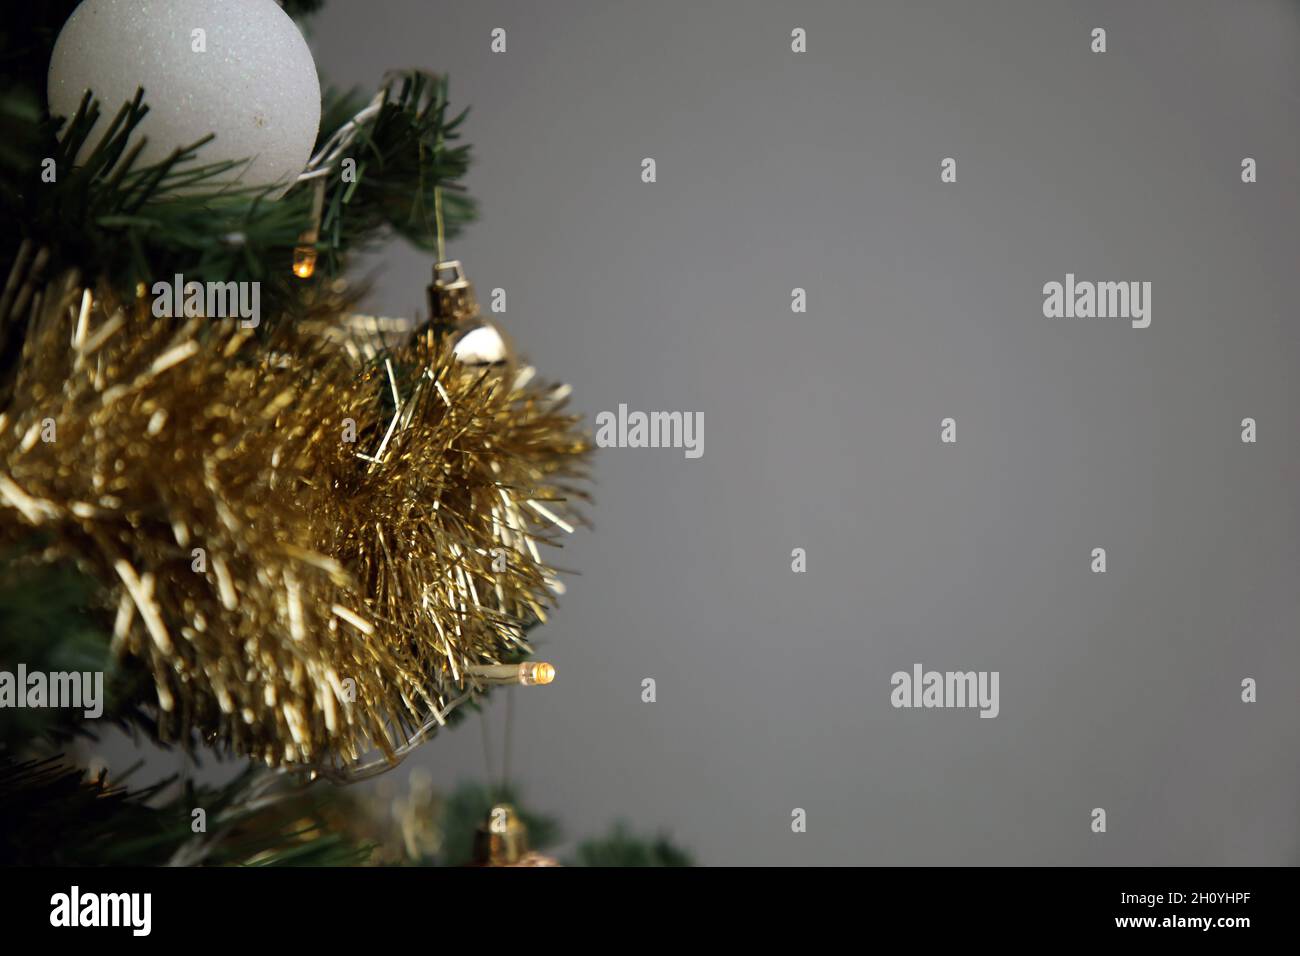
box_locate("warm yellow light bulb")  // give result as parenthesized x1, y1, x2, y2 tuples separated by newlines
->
(292, 245, 317, 279)
(466, 661, 557, 686)
(521, 661, 555, 686)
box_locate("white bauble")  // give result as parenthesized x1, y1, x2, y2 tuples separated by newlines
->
(48, 0, 321, 196)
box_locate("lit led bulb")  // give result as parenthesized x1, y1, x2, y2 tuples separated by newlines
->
(292, 180, 326, 279)
(466, 661, 556, 686)
(292, 245, 317, 279)
(520, 661, 555, 686)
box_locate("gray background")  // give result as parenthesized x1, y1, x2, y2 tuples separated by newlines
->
(294, 0, 1300, 864)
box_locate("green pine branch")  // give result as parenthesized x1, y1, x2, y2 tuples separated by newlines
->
(0, 545, 161, 753)
(567, 823, 694, 867)
(0, 753, 372, 866)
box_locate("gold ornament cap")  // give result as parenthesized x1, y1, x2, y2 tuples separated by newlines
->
(474, 803, 529, 865)
(427, 260, 479, 327)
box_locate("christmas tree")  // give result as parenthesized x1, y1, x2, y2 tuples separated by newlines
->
(0, 0, 687, 867)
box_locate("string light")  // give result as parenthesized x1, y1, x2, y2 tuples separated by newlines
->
(466, 661, 556, 686)
(291, 246, 316, 279)
(292, 179, 327, 279)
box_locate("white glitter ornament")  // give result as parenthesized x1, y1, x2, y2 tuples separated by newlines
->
(48, 0, 321, 197)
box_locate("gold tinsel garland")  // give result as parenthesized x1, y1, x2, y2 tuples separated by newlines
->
(0, 267, 589, 769)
